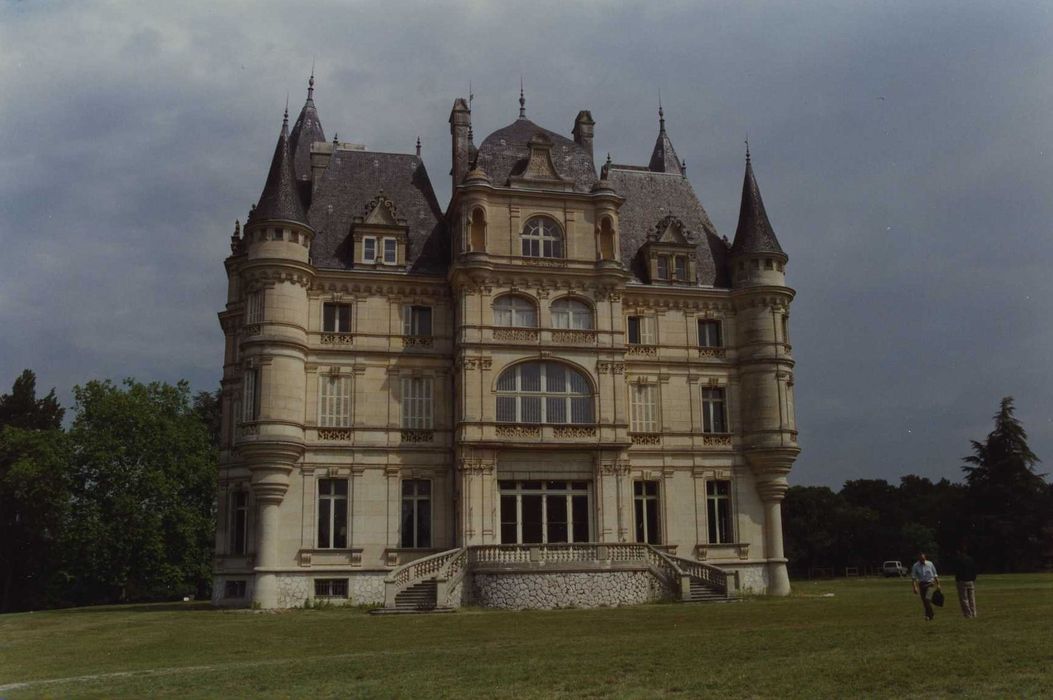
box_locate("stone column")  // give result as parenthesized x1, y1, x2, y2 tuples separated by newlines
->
(246, 452, 298, 609)
(750, 453, 794, 597)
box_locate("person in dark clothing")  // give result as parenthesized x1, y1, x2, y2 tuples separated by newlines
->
(953, 548, 978, 618)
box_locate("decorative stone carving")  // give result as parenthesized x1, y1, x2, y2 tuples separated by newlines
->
(320, 333, 354, 345)
(702, 434, 733, 447)
(495, 424, 541, 439)
(631, 433, 661, 446)
(317, 428, 353, 441)
(401, 429, 434, 443)
(626, 345, 658, 357)
(553, 426, 597, 439)
(402, 336, 434, 348)
(552, 330, 597, 345)
(458, 459, 496, 474)
(697, 347, 726, 359)
(493, 328, 539, 342)
(243, 324, 261, 337)
(237, 423, 259, 437)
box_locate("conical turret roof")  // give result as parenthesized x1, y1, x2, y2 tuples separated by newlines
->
(289, 73, 326, 182)
(731, 155, 784, 257)
(249, 111, 309, 226)
(648, 106, 683, 174)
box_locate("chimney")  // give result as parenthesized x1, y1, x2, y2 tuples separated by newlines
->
(449, 98, 471, 189)
(572, 110, 595, 160)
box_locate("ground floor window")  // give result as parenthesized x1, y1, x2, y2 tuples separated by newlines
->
(401, 479, 432, 548)
(224, 580, 247, 599)
(633, 480, 661, 544)
(317, 479, 348, 549)
(499, 480, 590, 544)
(707, 480, 733, 543)
(229, 490, 248, 555)
(314, 578, 349, 599)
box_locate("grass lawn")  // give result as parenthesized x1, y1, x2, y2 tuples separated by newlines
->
(1, 574, 1052, 698)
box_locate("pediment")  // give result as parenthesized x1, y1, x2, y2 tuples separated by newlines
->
(355, 190, 406, 227)
(650, 215, 695, 245)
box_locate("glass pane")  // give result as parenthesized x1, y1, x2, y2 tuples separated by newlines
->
(335, 479, 348, 497)
(497, 370, 516, 392)
(334, 498, 347, 548)
(401, 499, 415, 548)
(402, 480, 415, 496)
(634, 481, 643, 496)
(645, 481, 658, 496)
(634, 498, 645, 543)
(547, 496, 568, 543)
(569, 371, 589, 394)
(546, 481, 567, 490)
(323, 304, 336, 332)
(570, 481, 588, 490)
(519, 307, 538, 327)
(501, 522, 518, 544)
(521, 495, 543, 544)
(499, 480, 515, 490)
(646, 497, 661, 544)
(521, 481, 542, 490)
(572, 495, 589, 542)
(545, 364, 566, 392)
(570, 397, 593, 424)
(552, 311, 568, 329)
(521, 396, 541, 423)
(338, 305, 351, 332)
(520, 363, 541, 392)
(417, 500, 431, 548)
(419, 307, 432, 336)
(628, 317, 640, 344)
(318, 499, 331, 548)
(546, 396, 566, 424)
(496, 396, 516, 422)
(418, 480, 431, 496)
(707, 501, 718, 544)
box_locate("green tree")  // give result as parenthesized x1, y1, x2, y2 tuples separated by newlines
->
(962, 397, 1049, 572)
(66, 379, 216, 603)
(0, 370, 69, 612)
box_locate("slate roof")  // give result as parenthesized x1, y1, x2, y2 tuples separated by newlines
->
(606, 166, 729, 287)
(731, 157, 784, 257)
(307, 150, 448, 273)
(249, 115, 308, 226)
(647, 111, 683, 174)
(475, 117, 597, 192)
(289, 77, 326, 184)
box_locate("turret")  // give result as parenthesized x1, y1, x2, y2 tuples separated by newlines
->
(648, 103, 684, 175)
(572, 110, 595, 160)
(288, 72, 327, 205)
(239, 109, 315, 609)
(728, 147, 797, 597)
(449, 97, 471, 190)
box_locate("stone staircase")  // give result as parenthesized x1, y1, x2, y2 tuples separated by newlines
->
(394, 579, 438, 611)
(684, 577, 730, 603)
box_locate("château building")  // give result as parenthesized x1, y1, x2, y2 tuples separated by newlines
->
(213, 76, 799, 610)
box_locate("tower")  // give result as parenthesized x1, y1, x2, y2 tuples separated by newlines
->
(729, 149, 798, 595)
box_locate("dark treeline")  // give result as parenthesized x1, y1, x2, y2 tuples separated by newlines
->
(784, 398, 1053, 576)
(0, 370, 217, 613)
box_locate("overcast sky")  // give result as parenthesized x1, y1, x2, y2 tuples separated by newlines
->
(2, 1, 1051, 488)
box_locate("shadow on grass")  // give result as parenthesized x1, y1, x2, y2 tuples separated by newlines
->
(63, 601, 217, 614)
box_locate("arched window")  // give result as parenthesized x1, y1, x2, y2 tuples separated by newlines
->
(493, 295, 538, 327)
(599, 217, 615, 261)
(496, 361, 594, 424)
(469, 208, 486, 252)
(551, 298, 593, 330)
(521, 216, 563, 258)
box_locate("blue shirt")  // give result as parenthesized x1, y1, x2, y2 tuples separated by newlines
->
(911, 560, 938, 583)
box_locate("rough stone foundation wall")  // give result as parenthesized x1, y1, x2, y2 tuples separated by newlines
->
(270, 573, 386, 608)
(472, 570, 669, 609)
(211, 575, 254, 607)
(724, 563, 770, 594)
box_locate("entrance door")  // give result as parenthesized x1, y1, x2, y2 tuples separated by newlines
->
(499, 480, 591, 544)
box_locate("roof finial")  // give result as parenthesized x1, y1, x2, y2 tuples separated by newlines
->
(333, 132, 339, 146)
(416, 136, 422, 157)
(469, 80, 474, 113)
(308, 60, 315, 100)
(519, 75, 526, 118)
(658, 90, 665, 133)
(745, 133, 751, 162)
(283, 93, 289, 126)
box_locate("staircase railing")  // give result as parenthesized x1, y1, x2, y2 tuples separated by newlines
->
(648, 545, 731, 599)
(383, 547, 463, 608)
(435, 547, 468, 607)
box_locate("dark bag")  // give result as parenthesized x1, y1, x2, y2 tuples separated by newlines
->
(931, 589, 945, 607)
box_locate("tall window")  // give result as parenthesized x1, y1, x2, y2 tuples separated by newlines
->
(401, 377, 433, 429)
(362, 236, 377, 263)
(551, 298, 593, 330)
(707, 480, 733, 544)
(496, 362, 593, 424)
(323, 303, 352, 333)
(403, 305, 433, 337)
(627, 316, 656, 345)
(701, 388, 727, 433)
(317, 479, 348, 549)
(499, 480, 590, 544)
(242, 369, 259, 422)
(674, 256, 688, 281)
(698, 320, 723, 348)
(521, 216, 563, 258)
(634, 481, 661, 544)
(656, 256, 669, 281)
(630, 384, 659, 433)
(401, 480, 431, 548)
(382, 237, 397, 264)
(319, 375, 351, 427)
(245, 291, 263, 324)
(229, 491, 248, 555)
(493, 295, 538, 327)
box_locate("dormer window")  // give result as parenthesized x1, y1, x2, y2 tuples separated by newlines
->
(383, 238, 397, 264)
(642, 216, 697, 285)
(362, 237, 377, 263)
(521, 217, 563, 258)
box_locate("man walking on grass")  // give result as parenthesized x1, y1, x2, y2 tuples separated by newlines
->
(911, 552, 940, 621)
(952, 546, 978, 618)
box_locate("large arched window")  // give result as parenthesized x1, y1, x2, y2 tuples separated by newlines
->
(551, 298, 593, 330)
(493, 295, 538, 327)
(521, 216, 563, 258)
(496, 361, 594, 424)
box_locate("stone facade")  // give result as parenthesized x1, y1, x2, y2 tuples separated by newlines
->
(472, 570, 668, 609)
(212, 77, 800, 609)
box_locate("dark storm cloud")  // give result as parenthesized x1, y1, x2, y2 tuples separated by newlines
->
(1, 1, 1050, 486)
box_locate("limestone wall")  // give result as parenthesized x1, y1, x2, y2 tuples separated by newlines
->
(724, 563, 770, 594)
(471, 570, 670, 609)
(272, 573, 387, 608)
